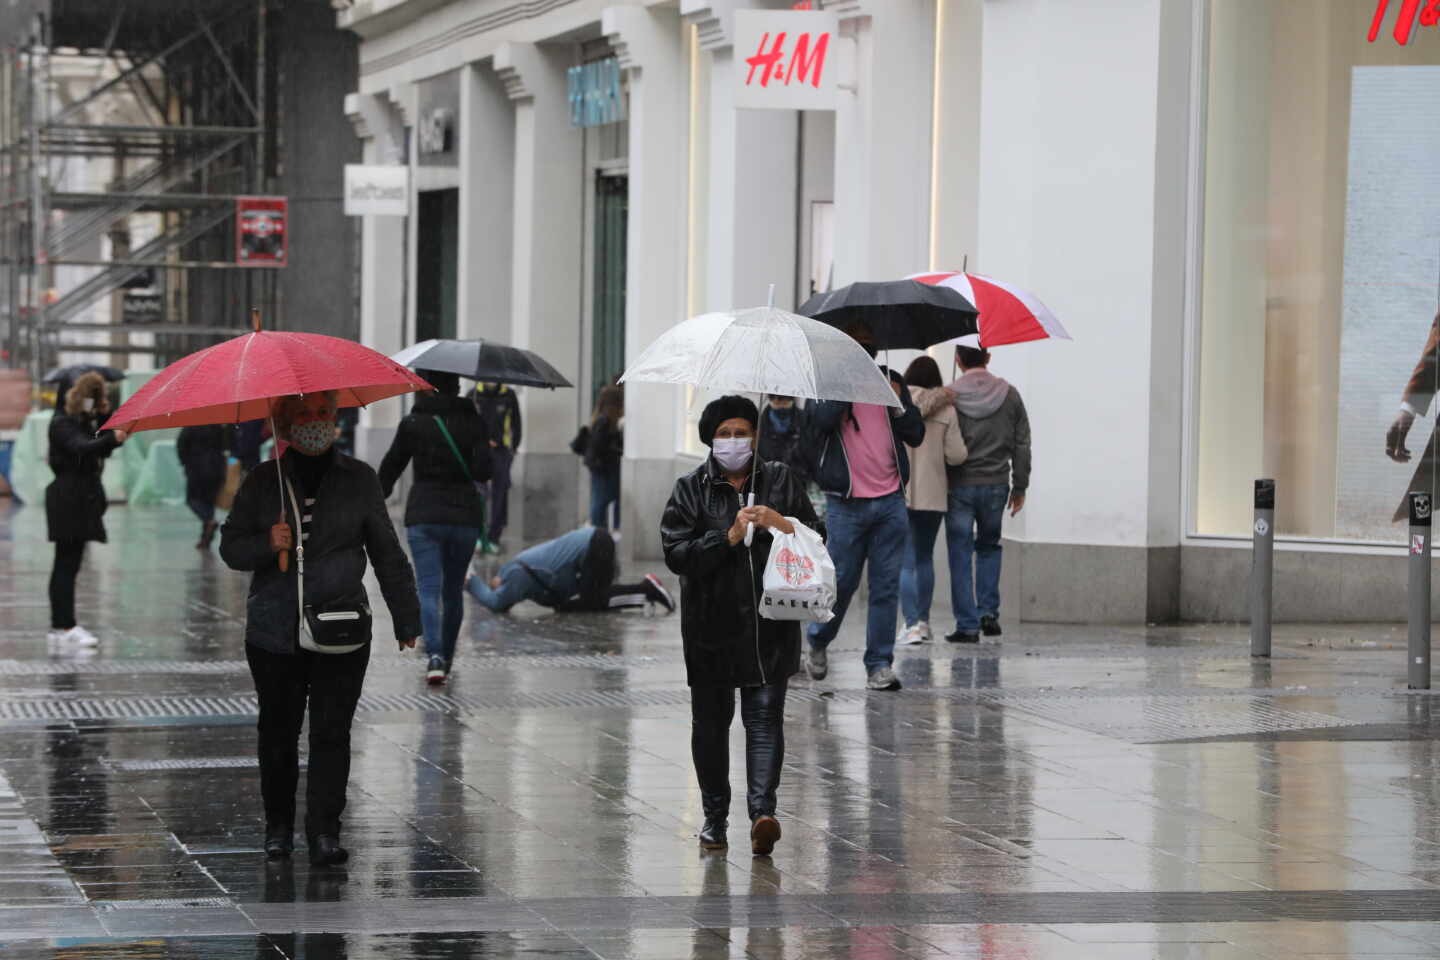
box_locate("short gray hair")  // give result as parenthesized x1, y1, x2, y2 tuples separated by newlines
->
(270, 391, 339, 434)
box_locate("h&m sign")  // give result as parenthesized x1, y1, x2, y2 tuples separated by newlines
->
(734, 9, 842, 111)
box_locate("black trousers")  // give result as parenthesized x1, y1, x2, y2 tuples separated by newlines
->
(245, 643, 369, 841)
(551, 528, 650, 612)
(690, 681, 787, 823)
(49, 541, 85, 630)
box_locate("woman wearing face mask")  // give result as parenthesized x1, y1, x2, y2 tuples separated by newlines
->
(220, 392, 422, 867)
(45, 372, 127, 650)
(660, 395, 819, 857)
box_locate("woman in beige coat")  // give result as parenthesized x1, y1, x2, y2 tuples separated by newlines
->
(897, 356, 967, 644)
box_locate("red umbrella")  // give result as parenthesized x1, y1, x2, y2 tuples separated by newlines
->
(906, 271, 1070, 348)
(105, 312, 431, 571)
(105, 327, 430, 433)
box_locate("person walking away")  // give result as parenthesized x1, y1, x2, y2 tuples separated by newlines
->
(177, 424, 232, 549)
(466, 526, 675, 614)
(379, 370, 493, 685)
(585, 385, 623, 533)
(802, 324, 924, 691)
(945, 345, 1030, 642)
(897, 356, 967, 645)
(661, 396, 818, 855)
(474, 382, 521, 554)
(221, 392, 421, 866)
(45, 372, 126, 650)
(756, 395, 811, 489)
(233, 419, 265, 474)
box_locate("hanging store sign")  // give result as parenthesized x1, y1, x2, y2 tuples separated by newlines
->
(568, 58, 624, 128)
(235, 196, 288, 267)
(734, 10, 841, 111)
(121, 291, 163, 325)
(344, 165, 409, 216)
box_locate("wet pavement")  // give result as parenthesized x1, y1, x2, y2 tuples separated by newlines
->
(1, 504, 1439, 957)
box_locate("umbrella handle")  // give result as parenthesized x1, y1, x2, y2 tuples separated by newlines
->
(744, 492, 756, 548)
(279, 550, 289, 573)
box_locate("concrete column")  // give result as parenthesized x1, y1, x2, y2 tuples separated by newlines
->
(456, 62, 514, 343)
(976, 0, 1196, 623)
(828, 0, 935, 284)
(493, 42, 585, 541)
(604, 5, 688, 561)
(684, 0, 798, 312)
(345, 91, 408, 470)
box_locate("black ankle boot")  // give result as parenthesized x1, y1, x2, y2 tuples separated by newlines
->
(698, 818, 728, 850)
(264, 823, 293, 860)
(309, 834, 349, 867)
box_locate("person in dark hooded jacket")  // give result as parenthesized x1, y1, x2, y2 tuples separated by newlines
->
(379, 370, 493, 685)
(660, 395, 818, 858)
(45, 371, 126, 650)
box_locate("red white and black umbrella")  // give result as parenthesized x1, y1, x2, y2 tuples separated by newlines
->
(907, 271, 1070, 348)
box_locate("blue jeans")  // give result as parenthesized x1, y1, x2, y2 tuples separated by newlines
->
(807, 491, 907, 672)
(899, 509, 944, 626)
(946, 484, 1008, 632)
(407, 523, 481, 663)
(589, 465, 620, 530)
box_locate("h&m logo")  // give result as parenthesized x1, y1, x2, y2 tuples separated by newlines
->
(1369, 0, 1440, 45)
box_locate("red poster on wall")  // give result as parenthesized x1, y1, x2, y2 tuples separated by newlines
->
(235, 196, 288, 267)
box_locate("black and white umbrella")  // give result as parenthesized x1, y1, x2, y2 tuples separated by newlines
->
(389, 339, 572, 389)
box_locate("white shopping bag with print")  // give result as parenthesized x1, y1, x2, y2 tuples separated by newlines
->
(758, 520, 835, 623)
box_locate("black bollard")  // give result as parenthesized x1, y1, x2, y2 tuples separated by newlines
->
(1409, 491, 1432, 691)
(1250, 479, 1275, 658)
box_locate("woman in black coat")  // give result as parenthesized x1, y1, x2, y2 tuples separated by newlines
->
(660, 395, 819, 858)
(585, 385, 623, 531)
(220, 391, 422, 867)
(46, 372, 126, 649)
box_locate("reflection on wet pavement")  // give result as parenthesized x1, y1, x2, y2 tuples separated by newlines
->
(0, 505, 1438, 957)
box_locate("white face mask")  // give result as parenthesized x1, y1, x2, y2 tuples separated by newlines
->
(81, 397, 94, 412)
(712, 437, 753, 473)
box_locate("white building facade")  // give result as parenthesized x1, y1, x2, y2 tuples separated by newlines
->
(342, 0, 1440, 624)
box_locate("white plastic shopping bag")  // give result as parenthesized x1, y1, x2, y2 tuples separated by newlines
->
(758, 519, 835, 623)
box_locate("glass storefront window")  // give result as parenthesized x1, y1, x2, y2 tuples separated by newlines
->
(1195, 0, 1440, 541)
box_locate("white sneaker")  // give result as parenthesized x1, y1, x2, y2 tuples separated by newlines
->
(897, 622, 928, 645)
(62, 626, 99, 648)
(916, 620, 933, 643)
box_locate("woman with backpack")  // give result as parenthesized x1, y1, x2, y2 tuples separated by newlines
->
(379, 370, 493, 685)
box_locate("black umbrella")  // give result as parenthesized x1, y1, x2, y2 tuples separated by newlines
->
(42, 364, 125, 385)
(389, 339, 572, 389)
(799, 279, 979, 350)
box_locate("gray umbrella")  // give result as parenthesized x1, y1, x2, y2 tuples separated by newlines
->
(389, 339, 572, 389)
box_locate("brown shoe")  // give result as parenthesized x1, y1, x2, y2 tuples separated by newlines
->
(750, 815, 780, 856)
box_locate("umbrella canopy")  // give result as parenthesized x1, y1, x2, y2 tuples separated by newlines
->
(43, 363, 125, 384)
(907, 271, 1070, 348)
(389, 339, 572, 389)
(798, 279, 978, 350)
(104, 329, 432, 434)
(620, 307, 900, 408)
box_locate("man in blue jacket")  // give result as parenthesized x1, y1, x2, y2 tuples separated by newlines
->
(803, 326, 925, 691)
(466, 526, 674, 614)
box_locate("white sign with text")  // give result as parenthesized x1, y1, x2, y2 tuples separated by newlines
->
(734, 10, 841, 111)
(344, 164, 409, 217)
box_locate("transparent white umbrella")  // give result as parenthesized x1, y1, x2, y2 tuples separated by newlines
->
(621, 305, 901, 543)
(620, 306, 900, 408)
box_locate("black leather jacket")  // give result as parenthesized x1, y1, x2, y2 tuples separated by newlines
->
(661, 459, 818, 687)
(379, 392, 493, 528)
(220, 449, 421, 654)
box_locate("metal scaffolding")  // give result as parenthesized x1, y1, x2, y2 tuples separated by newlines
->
(0, 0, 279, 380)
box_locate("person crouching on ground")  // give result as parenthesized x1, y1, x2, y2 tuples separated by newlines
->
(466, 526, 675, 614)
(379, 370, 493, 685)
(660, 395, 819, 857)
(46, 372, 126, 651)
(220, 392, 421, 867)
